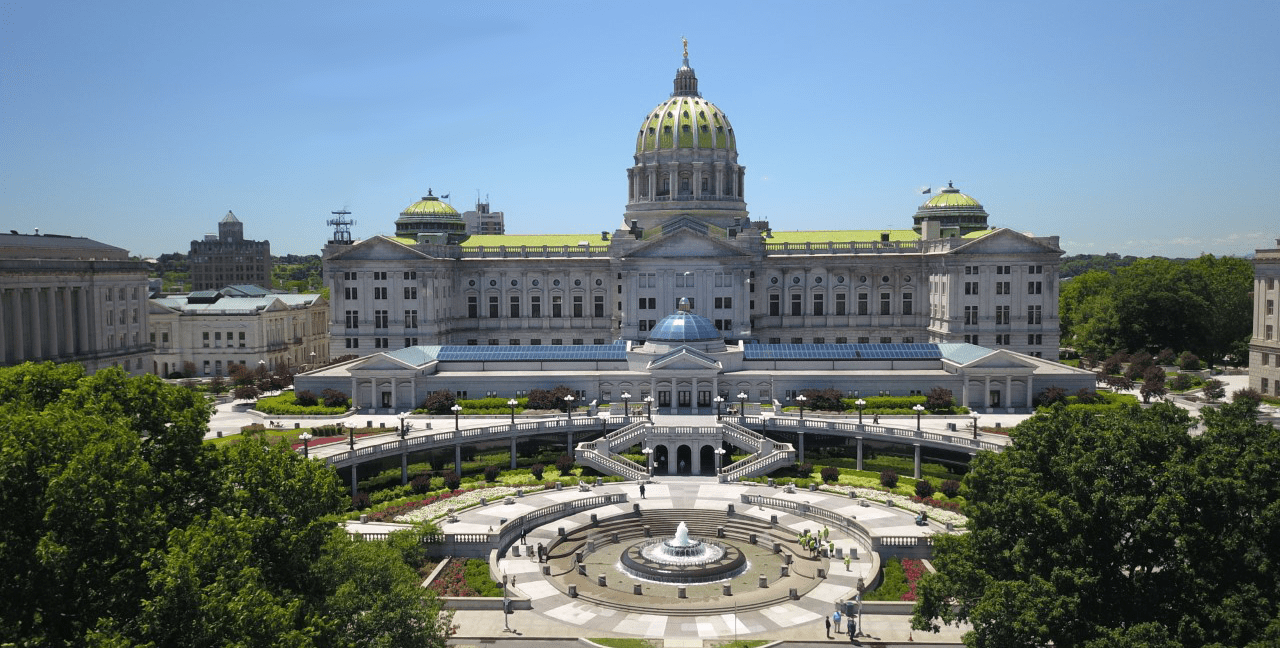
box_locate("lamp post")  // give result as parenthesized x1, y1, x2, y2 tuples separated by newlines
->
(309, 351, 316, 370)
(501, 567, 513, 633)
(856, 577, 865, 637)
(398, 414, 411, 485)
(713, 395, 724, 420)
(508, 398, 519, 425)
(451, 404, 462, 430)
(347, 423, 356, 452)
(563, 394, 575, 421)
(855, 398, 866, 425)
(299, 431, 312, 458)
(643, 447, 654, 474)
(737, 391, 748, 420)
(715, 447, 725, 473)
(972, 415, 980, 439)
(913, 403, 925, 431)
(643, 395, 654, 421)
(620, 392, 631, 418)
(795, 394, 807, 419)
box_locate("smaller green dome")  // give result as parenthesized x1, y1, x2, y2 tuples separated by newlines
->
(913, 182, 990, 235)
(401, 190, 459, 217)
(921, 183, 982, 209)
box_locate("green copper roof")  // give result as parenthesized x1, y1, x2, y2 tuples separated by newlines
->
(401, 193, 459, 217)
(637, 96, 734, 153)
(461, 234, 599, 248)
(767, 230, 921, 243)
(923, 191, 981, 208)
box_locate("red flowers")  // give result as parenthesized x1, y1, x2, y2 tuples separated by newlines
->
(368, 489, 464, 522)
(901, 558, 927, 601)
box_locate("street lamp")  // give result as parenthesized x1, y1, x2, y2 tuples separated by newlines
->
(795, 394, 807, 419)
(643, 395, 654, 420)
(642, 447, 654, 474)
(299, 431, 313, 458)
(972, 415, 980, 439)
(451, 403, 462, 430)
(855, 398, 866, 425)
(501, 566, 513, 633)
(620, 392, 631, 418)
(508, 398, 519, 425)
(399, 414, 410, 439)
(563, 394, 575, 421)
(913, 403, 926, 431)
(737, 392, 748, 420)
(713, 395, 724, 420)
(347, 424, 356, 452)
(715, 447, 725, 473)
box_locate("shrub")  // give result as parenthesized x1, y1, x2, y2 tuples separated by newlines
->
(410, 474, 432, 494)
(1155, 348, 1177, 365)
(1074, 388, 1102, 405)
(1125, 351, 1153, 381)
(482, 465, 500, 482)
(1105, 374, 1135, 391)
(530, 463, 545, 480)
(880, 469, 898, 488)
(351, 492, 371, 510)
(925, 387, 954, 411)
(914, 479, 936, 498)
(526, 385, 573, 410)
(321, 388, 349, 408)
(421, 389, 456, 415)
(1179, 351, 1202, 371)
(295, 389, 318, 406)
(1232, 387, 1263, 406)
(1101, 352, 1126, 376)
(820, 465, 840, 483)
(255, 393, 348, 416)
(232, 384, 261, 401)
(1202, 378, 1226, 403)
(555, 454, 576, 475)
(799, 387, 844, 412)
(1034, 385, 1068, 407)
(940, 479, 961, 498)
(1169, 373, 1195, 391)
(795, 462, 813, 477)
(442, 471, 461, 491)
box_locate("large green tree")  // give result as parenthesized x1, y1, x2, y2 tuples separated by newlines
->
(0, 363, 450, 647)
(912, 402, 1280, 647)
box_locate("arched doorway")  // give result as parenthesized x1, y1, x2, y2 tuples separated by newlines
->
(676, 444, 693, 475)
(699, 444, 716, 475)
(654, 444, 669, 475)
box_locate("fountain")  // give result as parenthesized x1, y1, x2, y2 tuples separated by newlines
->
(619, 520, 747, 584)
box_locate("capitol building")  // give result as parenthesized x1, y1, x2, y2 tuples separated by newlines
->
(306, 47, 1087, 412)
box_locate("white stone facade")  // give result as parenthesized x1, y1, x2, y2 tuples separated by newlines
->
(148, 291, 329, 378)
(0, 233, 152, 374)
(1250, 240, 1280, 398)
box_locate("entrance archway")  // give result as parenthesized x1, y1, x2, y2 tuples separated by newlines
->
(699, 444, 716, 475)
(654, 444, 669, 475)
(676, 444, 692, 475)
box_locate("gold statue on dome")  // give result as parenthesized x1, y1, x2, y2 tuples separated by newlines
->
(683, 37, 688, 58)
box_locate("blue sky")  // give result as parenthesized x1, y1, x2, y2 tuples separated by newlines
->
(3, 1, 1277, 259)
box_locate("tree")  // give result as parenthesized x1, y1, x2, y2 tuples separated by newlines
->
(525, 385, 572, 410)
(1202, 378, 1226, 403)
(1139, 366, 1167, 404)
(912, 402, 1280, 647)
(799, 387, 844, 411)
(1034, 385, 1068, 407)
(420, 389, 456, 414)
(233, 384, 262, 401)
(321, 388, 349, 408)
(925, 387, 955, 411)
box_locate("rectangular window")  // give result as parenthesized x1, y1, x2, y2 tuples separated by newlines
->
(509, 296, 520, 318)
(1263, 378, 1270, 393)
(835, 293, 846, 316)
(551, 339, 563, 346)
(404, 286, 417, 300)
(1027, 333, 1043, 345)
(790, 293, 802, 316)
(594, 295, 605, 317)
(374, 310, 388, 328)
(1268, 299, 1275, 315)
(531, 296, 542, 318)
(509, 339, 520, 345)
(996, 265, 1011, 275)
(1028, 281, 1043, 295)
(903, 336, 914, 343)
(344, 286, 358, 300)
(880, 336, 892, 344)
(901, 293, 912, 316)
(857, 293, 868, 315)
(373, 271, 387, 281)
(1029, 265, 1043, 274)
(1027, 305, 1042, 325)
(965, 281, 979, 295)
(405, 310, 418, 329)
(466, 339, 478, 346)
(715, 272, 733, 287)
(489, 339, 499, 345)
(964, 265, 978, 275)
(964, 305, 978, 325)
(345, 310, 358, 328)
(996, 305, 1010, 325)
(639, 272, 657, 288)
(675, 272, 695, 287)
(488, 296, 499, 318)
(791, 337, 804, 344)
(162, 332, 169, 344)
(813, 336, 825, 344)
(202, 331, 209, 347)
(880, 292, 891, 315)
(552, 295, 563, 318)
(813, 294, 824, 316)
(639, 297, 656, 310)
(405, 337, 417, 347)
(857, 336, 870, 344)
(403, 271, 417, 280)
(467, 296, 478, 318)
(530, 339, 541, 345)
(769, 294, 780, 316)
(836, 337, 847, 344)
(995, 334, 1010, 345)
(714, 296, 733, 309)
(238, 331, 245, 347)
(639, 320, 650, 332)
(996, 282, 1010, 295)
(345, 337, 359, 349)
(573, 295, 584, 317)
(373, 286, 387, 299)
(572, 338, 583, 345)
(1268, 325, 1274, 340)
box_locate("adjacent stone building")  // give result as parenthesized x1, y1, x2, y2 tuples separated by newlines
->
(1250, 238, 1280, 397)
(148, 285, 328, 378)
(189, 211, 272, 290)
(0, 232, 152, 374)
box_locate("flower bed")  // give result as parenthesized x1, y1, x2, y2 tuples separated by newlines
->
(427, 558, 503, 597)
(392, 485, 544, 524)
(818, 484, 968, 527)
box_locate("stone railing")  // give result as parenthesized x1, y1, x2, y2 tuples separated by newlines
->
(743, 416, 1004, 454)
(575, 444, 648, 481)
(720, 442, 795, 481)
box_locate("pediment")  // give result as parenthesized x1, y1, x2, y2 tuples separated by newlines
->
(628, 227, 749, 259)
(954, 348, 1039, 371)
(349, 353, 425, 372)
(647, 347, 723, 371)
(326, 236, 431, 261)
(951, 228, 1063, 256)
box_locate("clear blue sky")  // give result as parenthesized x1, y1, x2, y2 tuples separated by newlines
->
(3, 1, 1277, 259)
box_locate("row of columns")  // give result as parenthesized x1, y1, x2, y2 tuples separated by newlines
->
(630, 161, 739, 202)
(959, 374, 1036, 411)
(0, 286, 93, 365)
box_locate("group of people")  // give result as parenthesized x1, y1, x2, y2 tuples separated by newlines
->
(826, 608, 856, 640)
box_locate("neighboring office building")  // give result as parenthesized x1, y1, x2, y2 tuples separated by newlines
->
(1250, 238, 1280, 398)
(462, 198, 505, 235)
(0, 232, 152, 374)
(322, 49, 1064, 364)
(148, 285, 328, 378)
(189, 211, 272, 291)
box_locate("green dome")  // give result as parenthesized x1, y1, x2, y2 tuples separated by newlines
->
(913, 183, 990, 234)
(401, 191, 459, 217)
(395, 190, 465, 242)
(636, 95, 735, 153)
(922, 185, 982, 208)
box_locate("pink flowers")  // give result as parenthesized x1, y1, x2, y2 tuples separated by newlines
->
(901, 558, 926, 601)
(369, 489, 465, 522)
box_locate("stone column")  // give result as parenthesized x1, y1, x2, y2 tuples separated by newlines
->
(62, 288, 74, 356)
(1025, 376, 1034, 410)
(691, 377, 698, 414)
(797, 431, 805, 464)
(29, 288, 42, 361)
(44, 288, 58, 359)
(712, 162, 723, 196)
(77, 287, 90, 355)
(961, 378, 970, 412)
(510, 436, 518, 469)
(455, 444, 462, 474)
(1005, 376, 1013, 411)
(0, 289, 8, 365)
(856, 437, 863, 471)
(984, 376, 991, 410)
(913, 444, 922, 479)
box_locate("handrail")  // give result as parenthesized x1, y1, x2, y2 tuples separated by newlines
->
(740, 494, 872, 549)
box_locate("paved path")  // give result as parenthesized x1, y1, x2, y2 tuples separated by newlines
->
(352, 477, 969, 644)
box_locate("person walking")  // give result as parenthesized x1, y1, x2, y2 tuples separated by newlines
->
(639, 482, 646, 499)
(833, 609, 842, 634)
(847, 615, 854, 637)
(825, 614, 831, 638)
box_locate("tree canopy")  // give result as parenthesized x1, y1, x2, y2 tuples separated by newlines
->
(0, 363, 450, 647)
(912, 401, 1280, 647)
(1059, 255, 1252, 366)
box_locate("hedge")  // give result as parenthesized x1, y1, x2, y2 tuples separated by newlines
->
(254, 392, 349, 415)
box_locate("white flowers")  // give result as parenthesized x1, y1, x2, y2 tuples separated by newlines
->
(394, 485, 544, 524)
(819, 484, 969, 528)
